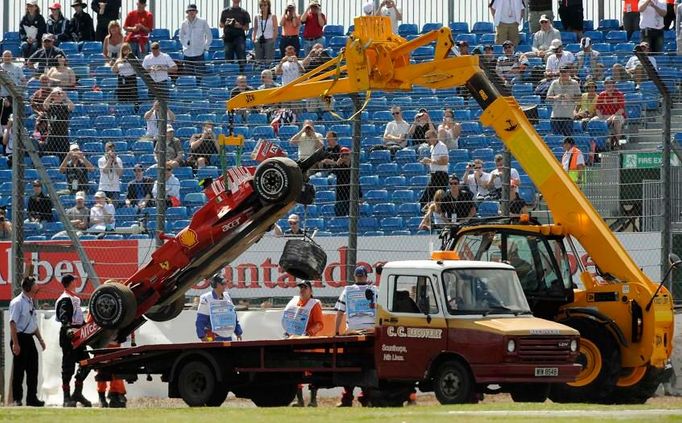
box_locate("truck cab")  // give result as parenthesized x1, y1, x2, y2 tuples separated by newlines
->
(373, 258, 581, 403)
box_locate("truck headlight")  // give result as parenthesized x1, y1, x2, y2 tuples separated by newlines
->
(507, 339, 516, 353)
(570, 339, 578, 352)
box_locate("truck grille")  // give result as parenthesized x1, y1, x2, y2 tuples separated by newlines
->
(516, 337, 574, 362)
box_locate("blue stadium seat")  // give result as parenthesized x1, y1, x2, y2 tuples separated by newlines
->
(584, 30, 604, 43)
(358, 217, 379, 233)
(391, 189, 415, 203)
(131, 140, 154, 154)
(196, 166, 220, 180)
(455, 33, 477, 45)
(176, 75, 197, 88)
(448, 22, 469, 33)
(598, 19, 621, 31)
(398, 24, 419, 37)
(375, 163, 399, 178)
(381, 217, 405, 232)
(421, 23, 443, 34)
(478, 201, 500, 217)
(150, 28, 171, 41)
(397, 202, 421, 217)
(587, 120, 609, 137)
(472, 21, 494, 34)
(360, 175, 382, 190)
(81, 41, 102, 55)
(561, 32, 577, 44)
(403, 163, 427, 178)
(183, 192, 206, 208)
(327, 217, 348, 233)
(101, 128, 123, 141)
(471, 148, 494, 162)
(251, 126, 275, 139)
(323, 25, 344, 37)
(364, 189, 388, 205)
(319, 204, 336, 218)
(315, 190, 335, 204)
(384, 175, 406, 190)
(369, 149, 391, 165)
(605, 30, 628, 44)
(372, 202, 396, 218)
(394, 148, 416, 165)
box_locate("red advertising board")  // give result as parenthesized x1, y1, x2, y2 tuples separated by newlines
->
(0, 240, 139, 301)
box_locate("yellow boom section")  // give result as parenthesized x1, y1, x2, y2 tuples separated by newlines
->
(228, 16, 653, 289)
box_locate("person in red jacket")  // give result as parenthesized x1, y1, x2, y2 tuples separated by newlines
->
(593, 77, 626, 149)
(300, 0, 326, 55)
(123, 0, 153, 56)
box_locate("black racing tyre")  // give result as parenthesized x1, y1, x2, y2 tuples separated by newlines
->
(549, 319, 621, 403)
(253, 157, 302, 204)
(433, 361, 474, 404)
(177, 360, 217, 407)
(604, 365, 667, 404)
(509, 383, 549, 403)
(145, 297, 186, 322)
(206, 385, 229, 407)
(89, 284, 137, 329)
(250, 384, 298, 407)
(279, 239, 328, 280)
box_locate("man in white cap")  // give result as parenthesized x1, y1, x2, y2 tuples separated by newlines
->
(180, 4, 212, 80)
(98, 141, 123, 205)
(376, 0, 402, 34)
(575, 37, 601, 74)
(274, 213, 304, 236)
(527, 0, 553, 33)
(142, 41, 177, 96)
(545, 40, 575, 80)
(26, 33, 65, 74)
(154, 124, 184, 168)
(531, 14, 561, 58)
(60, 143, 95, 194)
(489, 0, 524, 46)
(65, 191, 90, 233)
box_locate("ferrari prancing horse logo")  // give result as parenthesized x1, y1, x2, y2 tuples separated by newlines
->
(159, 261, 170, 270)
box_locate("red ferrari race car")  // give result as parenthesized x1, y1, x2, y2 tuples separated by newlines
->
(73, 141, 328, 348)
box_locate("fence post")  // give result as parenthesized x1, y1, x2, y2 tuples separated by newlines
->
(0, 72, 101, 291)
(347, 94, 362, 282)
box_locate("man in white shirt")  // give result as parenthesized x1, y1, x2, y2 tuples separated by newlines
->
(486, 154, 521, 198)
(97, 142, 123, 205)
(152, 162, 181, 205)
(179, 4, 212, 80)
(0, 51, 26, 130)
(142, 42, 177, 96)
(545, 40, 575, 80)
(418, 129, 449, 209)
(290, 120, 323, 161)
(639, 0, 667, 52)
(532, 15, 561, 59)
(462, 159, 492, 200)
(276, 45, 305, 85)
(625, 41, 658, 86)
(546, 67, 581, 135)
(376, 0, 402, 34)
(382, 106, 410, 149)
(490, 0, 524, 46)
(575, 37, 601, 74)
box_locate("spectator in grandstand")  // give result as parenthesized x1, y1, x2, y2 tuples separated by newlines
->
(489, 0, 524, 46)
(59, 144, 95, 194)
(42, 86, 74, 160)
(112, 43, 138, 109)
(575, 37, 601, 76)
(320, 130, 341, 165)
(46, 3, 70, 45)
(363, 0, 374, 16)
(1, 114, 13, 160)
(419, 189, 449, 230)
(476, 44, 497, 67)
(623, 0, 641, 40)
(276, 45, 305, 86)
(67, 0, 95, 42)
(30, 75, 52, 139)
(46, 56, 76, 89)
(188, 122, 218, 170)
(280, 2, 301, 57)
(546, 67, 581, 135)
(375, 0, 402, 34)
(92, 0, 122, 42)
(142, 42, 177, 98)
(230, 75, 254, 120)
(27, 180, 53, 223)
(89, 190, 115, 232)
(270, 107, 296, 135)
(152, 162, 181, 207)
(495, 40, 528, 85)
(574, 79, 598, 125)
(155, 125, 184, 168)
(124, 0, 153, 57)
(180, 4, 212, 80)
(639, 0, 667, 52)
(665, 0, 677, 30)
(103, 21, 124, 62)
(678, 1, 682, 55)
(531, 15, 561, 59)
(441, 174, 476, 222)
(455, 40, 470, 56)
(290, 120, 323, 161)
(418, 129, 449, 209)
(20, 0, 47, 59)
(328, 147, 355, 217)
(26, 33, 65, 75)
(302, 42, 332, 72)
(611, 63, 630, 82)
(258, 69, 279, 90)
(66, 191, 89, 232)
(544, 40, 575, 80)
(437, 108, 461, 150)
(486, 154, 521, 197)
(98, 141, 123, 203)
(509, 180, 529, 216)
(126, 163, 153, 208)
(408, 109, 437, 150)
(274, 213, 305, 236)
(382, 106, 410, 150)
(144, 100, 176, 139)
(0, 209, 12, 240)
(558, 0, 584, 39)
(252, 0, 278, 64)
(220, 0, 251, 72)
(1, 52, 25, 131)
(560, 136, 585, 184)
(593, 77, 626, 148)
(527, 0, 553, 33)
(301, 0, 326, 55)
(462, 159, 491, 200)
(625, 41, 658, 87)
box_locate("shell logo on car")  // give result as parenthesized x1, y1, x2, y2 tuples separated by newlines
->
(178, 228, 199, 248)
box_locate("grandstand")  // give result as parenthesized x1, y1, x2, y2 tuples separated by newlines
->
(0, 5, 680, 244)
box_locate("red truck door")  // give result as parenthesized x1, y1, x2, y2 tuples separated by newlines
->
(375, 273, 447, 380)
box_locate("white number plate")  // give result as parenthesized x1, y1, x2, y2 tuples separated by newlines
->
(534, 367, 558, 377)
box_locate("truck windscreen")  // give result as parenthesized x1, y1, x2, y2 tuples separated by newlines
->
(442, 268, 532, 315)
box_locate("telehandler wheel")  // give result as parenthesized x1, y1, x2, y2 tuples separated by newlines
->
(89, 283, 137, 329)
(605, 365, 668, 404)
(253, 157, 302, 205)
(145, 297, 185, 322)
(279, 239, 328, 280)
(433, 360, 474, 404)
(509, 383, 549, 402)
(177, 360, 217, 407)
(549, 319, 621, 403)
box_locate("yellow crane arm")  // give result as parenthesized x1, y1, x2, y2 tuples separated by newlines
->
(227, 16, 652, 289)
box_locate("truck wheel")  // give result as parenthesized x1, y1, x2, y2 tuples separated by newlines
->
(254, 157, 302, 204)
(509, 383, 549, 402)
(250, 384, 298, 407)
(177, 361, 217, 407)
(145, 297, 185, 322)
(433, 361, 473, 404)
(549, 319, 621, 403)
(604, 365, 667, 404)
(90, 284, 137, 329)
(279, 239, 328, 280)
(206, 385, 229, 407)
